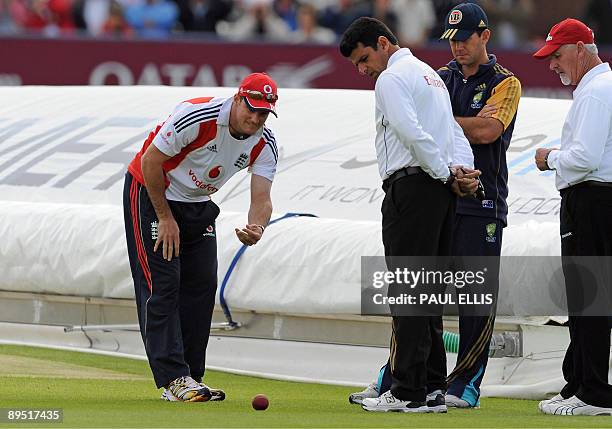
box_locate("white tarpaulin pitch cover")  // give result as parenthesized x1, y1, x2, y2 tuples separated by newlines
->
(0, 86, 592, 399)
(0, 86, 566, 311)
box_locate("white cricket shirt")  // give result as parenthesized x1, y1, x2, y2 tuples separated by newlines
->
(128, 96, 277, 202)
(547, 62, 612, 190)
(374, 48, 473, 181)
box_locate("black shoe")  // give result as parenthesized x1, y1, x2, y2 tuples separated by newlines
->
(426, 390, 447, 413)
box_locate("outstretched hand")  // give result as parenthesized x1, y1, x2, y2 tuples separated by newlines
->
(235, 224, 264, 246)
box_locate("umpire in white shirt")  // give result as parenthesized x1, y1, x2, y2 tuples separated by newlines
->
(339, 17, 480, 413)
(534, 18, 612, 416)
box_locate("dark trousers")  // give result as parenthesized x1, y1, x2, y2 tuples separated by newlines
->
(376, 215, 501, 402)
(123, 172, 220, 388)
(559, 185, 612, 407)
(381, 173, 455, 402)
(446, 215, 502, 405)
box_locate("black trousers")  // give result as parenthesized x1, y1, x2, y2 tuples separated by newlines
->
(123, 173, 220, 388)
(559, 185, 612, 407)
(382, 172, 455, 402)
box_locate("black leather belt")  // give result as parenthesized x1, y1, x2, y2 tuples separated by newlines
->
(382, 167, 424, 192)
(561, 180, 612, 196)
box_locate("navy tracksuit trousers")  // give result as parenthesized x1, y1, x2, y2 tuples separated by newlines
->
(446, 214, 502, 405)
(123, 172, 220, 388)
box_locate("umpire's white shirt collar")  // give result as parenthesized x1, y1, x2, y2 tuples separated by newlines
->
(574, 62, 611, 98)
(387, 48, 413, 68)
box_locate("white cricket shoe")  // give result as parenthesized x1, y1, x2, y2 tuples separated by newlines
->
(161, 389, 180, 401)
(349, 382, 379, 405)
(540, 395, 612, 415)
(163, 376, 211, 402)
(537, 393, 564, 412)
(361, 390, 429, 413)
(162, 383, 225, 402)
(445, 393, 479, 408)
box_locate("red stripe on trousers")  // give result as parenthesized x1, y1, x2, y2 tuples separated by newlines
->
(130, 179, 152, 291)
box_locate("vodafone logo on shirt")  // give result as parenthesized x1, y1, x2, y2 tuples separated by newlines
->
(203, 224, 215, 238)
(208, 165, 224, 180)
(188, 169, 219, 193)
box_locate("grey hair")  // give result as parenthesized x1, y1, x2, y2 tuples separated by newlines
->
(584, 43, 598, 54)
(561, 43, 598, 55)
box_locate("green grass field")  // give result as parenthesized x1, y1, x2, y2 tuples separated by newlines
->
(1, 344, 611, 428)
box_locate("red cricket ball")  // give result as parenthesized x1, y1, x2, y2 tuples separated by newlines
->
(252, 394, 269, 411)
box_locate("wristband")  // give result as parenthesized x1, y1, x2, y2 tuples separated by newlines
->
(254, 224, 265, 234)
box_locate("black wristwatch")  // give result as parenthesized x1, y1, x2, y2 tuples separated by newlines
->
(444, 168, 455, 189)
(544, 151, 552, 170)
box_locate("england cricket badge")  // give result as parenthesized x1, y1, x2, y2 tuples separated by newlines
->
(151, 221, 159, 240)
(234, 153, 249, 169)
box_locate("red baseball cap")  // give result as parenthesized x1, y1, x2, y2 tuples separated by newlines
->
(237, 73, 278, 117)
(533, 18, 595, 59)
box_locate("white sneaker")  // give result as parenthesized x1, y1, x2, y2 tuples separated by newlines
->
(445, 393, 479, 408)
(540, 395, 612, 416)
(426, 390, 447, 413)
(349, 382, 379, 405)
(537, 393, 564, 412)
(361, 390, 429, 413)
(165, 376, 211, 402)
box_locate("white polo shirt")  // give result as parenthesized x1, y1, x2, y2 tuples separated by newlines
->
(374, 48, 474, 181)
(547, 62, 612, 190)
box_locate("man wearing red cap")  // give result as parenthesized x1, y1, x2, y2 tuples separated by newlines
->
(533, 19, 612, 416)
(123, 73, 279, 402)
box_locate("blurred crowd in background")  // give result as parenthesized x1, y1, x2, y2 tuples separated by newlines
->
(0, 0, 610, 49)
